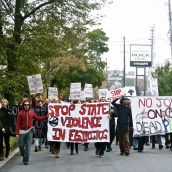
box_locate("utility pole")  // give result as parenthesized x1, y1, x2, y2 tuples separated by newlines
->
(123, 36, 126, 87)
(149, 26, 155, 67)
(168, 0, 172, 63)
(106, 58, 108, 89)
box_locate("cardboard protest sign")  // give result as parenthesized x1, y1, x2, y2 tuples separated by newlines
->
(48, 87, 58, 101)
(27, 74, 43, 94)
(84, 84, 93, 98)
(69, 83, 81, 100)
(131, 96, 172, 137)
(47, 102, 110, 143)
(98, 89, 108, 100)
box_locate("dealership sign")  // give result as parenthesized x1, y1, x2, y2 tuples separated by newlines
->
(130, 44, 152, 67)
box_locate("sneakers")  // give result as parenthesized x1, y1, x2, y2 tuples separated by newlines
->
(95, 149, 99, 156)
(152, 145, 155, 149)
(138, 150, 143, 153)
(125, 152, 130, 156)
(99, 154, 104, 158)
(84, 147, 88, 151)
(159, 145, 163, 150)
(35, 146, 38, 152)
(23, 161, 29, 165)
(106, 147, 112, 152)
(38, 146, 41, 151)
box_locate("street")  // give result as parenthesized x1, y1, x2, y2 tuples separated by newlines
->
(0, 142, 172, 172)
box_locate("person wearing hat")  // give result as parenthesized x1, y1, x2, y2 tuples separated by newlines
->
(15, 99, 47, 165)
(111, 96, 133, 156)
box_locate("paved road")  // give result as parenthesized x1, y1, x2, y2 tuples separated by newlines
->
(1, 142, 172, 172)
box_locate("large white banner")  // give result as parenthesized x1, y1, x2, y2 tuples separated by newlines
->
(47, 102, 110, 142)
(131, 96, 172, 137)
(27, 74, 43, 94)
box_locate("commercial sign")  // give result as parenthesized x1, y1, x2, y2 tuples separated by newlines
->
(130, 44, 152, 67)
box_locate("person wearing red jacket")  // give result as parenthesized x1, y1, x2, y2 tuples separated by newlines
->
(15, 99, 47, 165)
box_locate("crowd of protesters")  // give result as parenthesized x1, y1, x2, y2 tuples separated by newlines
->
(1, 95, 172, 165)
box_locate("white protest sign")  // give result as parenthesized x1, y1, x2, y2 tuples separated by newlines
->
(84, 84, 93, 98)
(70, 83, 81, 100)
(147, 69, 159, 96)
(27, 74, 43, 94)
(48, 87, 58, 101)
(123, 86, 136, 96)
(98, 89, 108, 100)
(47, 102, 110, 143)
(131, 96, 172, 137)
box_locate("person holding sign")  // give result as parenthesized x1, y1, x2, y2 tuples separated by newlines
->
(111, 96, 133, 156)
(15, 99, 47, 165)
(70, 99, 79, 155)
(95, 97, 108, 158)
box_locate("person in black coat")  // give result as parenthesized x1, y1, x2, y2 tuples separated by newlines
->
(106, 106, 117, 152)
(111, 97, 133, 156)
(0, 98, 14, 161)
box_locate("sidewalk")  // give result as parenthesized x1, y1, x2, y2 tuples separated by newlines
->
(0, 147, 19, 169)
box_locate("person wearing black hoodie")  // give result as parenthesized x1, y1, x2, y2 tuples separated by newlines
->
(0, 98, 14, 161)
(111, 97, 133, 156)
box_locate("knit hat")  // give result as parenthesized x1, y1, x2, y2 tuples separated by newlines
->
(22, 99, 30, 105)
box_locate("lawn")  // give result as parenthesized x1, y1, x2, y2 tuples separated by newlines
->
(3, 136, 18, 152)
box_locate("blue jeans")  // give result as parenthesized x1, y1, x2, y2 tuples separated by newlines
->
(133, 137, 138, 149)
(19, 129, 33, 163)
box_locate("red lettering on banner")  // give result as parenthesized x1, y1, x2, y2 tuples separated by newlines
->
(79, 104, 86, 115)
(139, 98, 152, 108)
(61, 105, 69, 115)
(60, 116, 102, 129)
(49, 104, 76, 117)
(48, 105, 54, 117)
(53, 105, 61, 117)
(87, 104, 97, 115)
(69, 129, 108, 142)
(111, 89, 121, 97)
(79, 103, 109, 116)
(96, 103, 109, 115)
(52, 128, 65, 140)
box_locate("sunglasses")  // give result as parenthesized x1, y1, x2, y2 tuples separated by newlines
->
(24, 104, 30, 106)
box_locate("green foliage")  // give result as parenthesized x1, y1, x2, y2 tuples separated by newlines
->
(0, 0, 111, 102)
(155, 61, 172, 96)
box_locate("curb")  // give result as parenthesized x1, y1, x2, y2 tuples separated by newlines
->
(0, 147, 19, 169)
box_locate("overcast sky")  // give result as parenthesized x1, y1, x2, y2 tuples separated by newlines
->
(100, 0, 171, 72)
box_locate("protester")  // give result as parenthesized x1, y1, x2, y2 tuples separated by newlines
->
(70, 99, 79, 155)
(0, 98, 14, 161)
(49, 98, 61, 158)
(111, 96, 133, 156)
(95, 97, 108, 158)
(15, 99, 47, 165)
(33, 99, 48, 152)
(106, 106, 117, 152)
(164, 133, 172, 149)
(151, 135, 163, 149)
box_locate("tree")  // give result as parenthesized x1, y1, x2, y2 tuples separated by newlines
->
(155, 61, 172, 96)
(0, 0, 110, 102)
